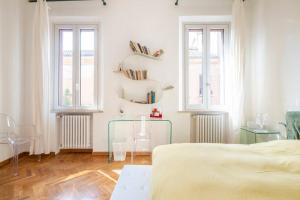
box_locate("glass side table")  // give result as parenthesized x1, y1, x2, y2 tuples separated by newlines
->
(108, 116, 172, 162)
(240, 127, 281, 144)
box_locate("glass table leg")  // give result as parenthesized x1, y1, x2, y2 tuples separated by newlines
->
(108, 152, 112, 163)
(38, 154, 41, 162)
(130, 140, 133, 163)
(10, 145, 16, 175)
(13, 144, 19, 176)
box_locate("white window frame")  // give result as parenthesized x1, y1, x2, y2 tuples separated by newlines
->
(53, 23, 100, 112)
(181, 22, 230, 112)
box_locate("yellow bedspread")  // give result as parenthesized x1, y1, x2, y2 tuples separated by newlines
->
(152, 140, 300, 200)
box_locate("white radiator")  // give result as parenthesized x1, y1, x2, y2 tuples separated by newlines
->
(60, 114, 92, 149)
(194, 114, 225, 143)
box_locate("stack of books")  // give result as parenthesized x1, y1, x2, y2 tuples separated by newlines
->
(130, 41, 151, 55)
(130, 41, 164, 58)
(117, 67, 147, 80)
(147, 91, 156, 104)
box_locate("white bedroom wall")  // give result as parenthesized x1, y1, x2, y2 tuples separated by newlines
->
(22, 0, 233, 153)
(2, 0, 299, 159)
(245, 0, 300, 133)
(0, 0, 26, 161)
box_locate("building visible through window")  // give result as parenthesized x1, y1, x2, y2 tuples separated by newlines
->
(183, 24, 229, 110)
(54, 25, 99, 111)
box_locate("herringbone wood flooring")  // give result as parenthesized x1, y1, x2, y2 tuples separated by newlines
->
(0, 153, 151, 200)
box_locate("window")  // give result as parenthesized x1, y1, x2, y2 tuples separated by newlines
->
(183, 24, 229, 110)
(54, 24, 99, 111)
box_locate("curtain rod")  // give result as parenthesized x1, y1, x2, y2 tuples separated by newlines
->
(29, 0, 243, 7)
(29, 0, 180, 6)
(28, 0, 107, 6)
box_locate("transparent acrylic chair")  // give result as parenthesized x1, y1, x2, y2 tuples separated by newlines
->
(0, 113, 39, 176)
(131, 116, 151, 162)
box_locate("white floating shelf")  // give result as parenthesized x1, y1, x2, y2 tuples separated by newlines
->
(133, 52, 161, 60)
(119, 97, 158, 105)
(114, 42, 169, 106)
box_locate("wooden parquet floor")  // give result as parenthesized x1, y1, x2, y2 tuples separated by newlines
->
(0, 153, 151, 200)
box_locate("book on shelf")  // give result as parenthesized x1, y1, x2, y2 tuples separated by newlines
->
(142, 70, 147, 79)
(130, 41, 139, 53)
(142, 44, 146, 54)
(147, 47, 151, 55)
(134, 43, 139, 52)
(129, 41, 154, 55)
(126, 69, 131, 79)
(137, 43, 143, 53)
(151, 91, 155, 104)
(137, 70, 140, 80)
(116, 66, 148, 80)
(122, 70, 128, 78)
(146, 90, 156, 104)
(129, 41, 136, 52)
(130, 69, 134, 80)
(131, 69, 134, 80)
(142, 46, 149, 55)
(147, 92, 150, 104)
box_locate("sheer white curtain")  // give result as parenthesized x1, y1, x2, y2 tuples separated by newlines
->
(227, 0, 246, 143)
(31, 0, 51, 154)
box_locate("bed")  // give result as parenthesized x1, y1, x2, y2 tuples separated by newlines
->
(112, 140, 300, 200)
(152, 140, 300, 200)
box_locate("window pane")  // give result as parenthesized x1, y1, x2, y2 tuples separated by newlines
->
(80, 30, 95, 106)
(209, 29, 225, 105)
(60, 30, 73, 107)
(188, 29, 203, 105)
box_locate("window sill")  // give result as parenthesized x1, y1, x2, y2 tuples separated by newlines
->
(51, 109, 103, 114)
(178, 107, 228, 115)
(177, 110, 228, 115)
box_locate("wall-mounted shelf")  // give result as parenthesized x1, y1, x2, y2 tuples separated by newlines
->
(117, 80, 162, 105)
(118, 84, 174, 105)
(113, 41, 171, 106)
(119, 97, 157, 105)
(130, 41, 164, 60)
(133, 52, 161, 60)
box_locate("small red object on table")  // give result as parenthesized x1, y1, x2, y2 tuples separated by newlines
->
(150, 108, 162, 119)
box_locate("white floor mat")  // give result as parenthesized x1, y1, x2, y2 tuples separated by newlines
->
(110, 165, 152, 200)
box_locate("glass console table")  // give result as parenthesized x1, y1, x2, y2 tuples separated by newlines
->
(240, 127, 281, 144)
(108, 116, 172, 162)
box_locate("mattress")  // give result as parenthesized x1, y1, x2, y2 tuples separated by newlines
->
(110, 165, 152, 200)
(152, 140, 300, 200)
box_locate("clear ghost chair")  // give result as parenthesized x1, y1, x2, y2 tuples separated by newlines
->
(0, 113, 38, 176)
(131, 116, 151, 162)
